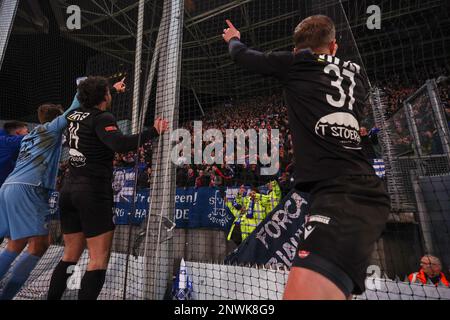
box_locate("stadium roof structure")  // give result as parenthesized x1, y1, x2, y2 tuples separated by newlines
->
(12, 0, 450, 97)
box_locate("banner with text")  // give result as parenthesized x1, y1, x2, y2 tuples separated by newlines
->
(225, 190, 310, 268)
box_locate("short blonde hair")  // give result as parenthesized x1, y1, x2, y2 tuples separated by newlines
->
(293, 15, 336, 50)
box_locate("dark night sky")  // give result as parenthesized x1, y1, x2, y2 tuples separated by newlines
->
(0, 33, 95, 122)
(0, 0, 96, 122)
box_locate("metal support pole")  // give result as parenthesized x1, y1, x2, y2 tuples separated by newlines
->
(404, 101, 424, 158)
(191, 86, 205, 117)
(404, 100, 426, 177)
(0, 0, 20, 69)
(411, 174, 435, 255)
(131, 0, 146, 134)
(142, 0, 184, 300)
(427, 79, 450, 165)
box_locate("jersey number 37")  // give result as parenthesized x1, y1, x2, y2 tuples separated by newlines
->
(324, 64, 356, 110)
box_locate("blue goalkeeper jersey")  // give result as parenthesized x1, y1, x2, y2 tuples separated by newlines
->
(0, 135, 24, 186)
(3, 93, 80, 190)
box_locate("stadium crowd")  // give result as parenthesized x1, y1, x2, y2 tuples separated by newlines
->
(50, 67, 450, 195)
(176, 94, 295, 191)
(62, 94, 299, 195)
(51, 71, 450, 197)
(50, 75, 450, 247)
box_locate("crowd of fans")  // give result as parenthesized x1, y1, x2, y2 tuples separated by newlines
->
(103, 92, 384, 193)
(45, 73, 450, 283)
(53, 72, 450, 192)
(63, 94, 298, 194)
(175, 94, 295, 193)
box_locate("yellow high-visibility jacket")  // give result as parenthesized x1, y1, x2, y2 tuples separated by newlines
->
(226, 194, 267, 241)
(260, 180, 282, 214)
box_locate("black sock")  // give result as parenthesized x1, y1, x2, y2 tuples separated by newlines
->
(78, 270, 107, 300)
(47, 260, 77, 300)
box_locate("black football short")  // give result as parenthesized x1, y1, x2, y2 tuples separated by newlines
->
(292, 175, 390, 296)
(59, 176, 115, 239)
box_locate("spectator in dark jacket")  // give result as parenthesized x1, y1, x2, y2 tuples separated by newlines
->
(360, 127, 379, 159)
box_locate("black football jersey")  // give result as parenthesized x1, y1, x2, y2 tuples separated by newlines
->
(229, 39, 375, 189)
(65, 107, 158, 181)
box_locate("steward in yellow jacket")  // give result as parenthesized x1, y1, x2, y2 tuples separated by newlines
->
(260, 180, 282, 214)
(226, 186, 268, 242)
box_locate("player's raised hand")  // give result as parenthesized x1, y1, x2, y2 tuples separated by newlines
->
(113, 77, 126, 93)
(222, 19, 240, 43)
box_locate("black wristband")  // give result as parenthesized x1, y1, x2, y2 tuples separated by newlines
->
(142, 126, 160, 142)
(109, 86, 118, 95)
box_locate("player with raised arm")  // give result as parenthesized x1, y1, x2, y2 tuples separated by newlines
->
(0, 92, 81, 300)
(47, 76, 168, 300)
(222, 16, 390, 299)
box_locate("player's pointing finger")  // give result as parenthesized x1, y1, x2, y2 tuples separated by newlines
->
(226, 19, 235, 29)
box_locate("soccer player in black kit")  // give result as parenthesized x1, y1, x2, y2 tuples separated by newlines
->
(223, 16, 390, 299)
(47, 76, 168, 300)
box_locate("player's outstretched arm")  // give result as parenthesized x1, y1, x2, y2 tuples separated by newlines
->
(47, 91, 82, 133)
(222, 20, 293, 80)
(49, 78, 128, 133)
(63, 91, 81, 117)
(95, 114, 169, 153)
